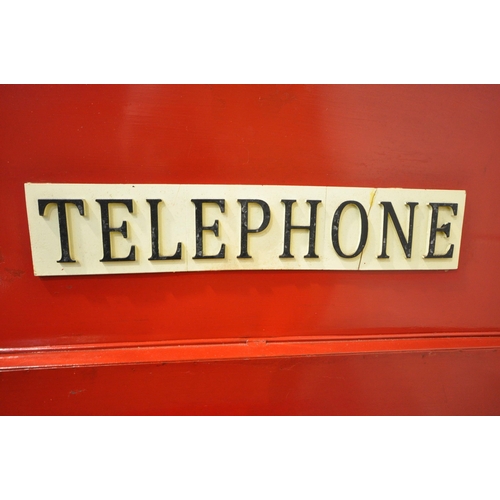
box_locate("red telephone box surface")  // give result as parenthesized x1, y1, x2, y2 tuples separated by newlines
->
(1, 85, 499, 415)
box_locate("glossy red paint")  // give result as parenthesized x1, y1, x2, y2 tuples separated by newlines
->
(2, 349, 500, 416)
(1, 85, 499, 414)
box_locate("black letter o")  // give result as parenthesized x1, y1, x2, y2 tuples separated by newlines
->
(331, 201, 368, 258)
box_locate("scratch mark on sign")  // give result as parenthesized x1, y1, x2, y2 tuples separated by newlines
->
(357, 188, 377, 270)
(69, 389, 86, 396)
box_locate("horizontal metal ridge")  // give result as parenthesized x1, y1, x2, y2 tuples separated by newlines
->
(1, 332, 499, 371)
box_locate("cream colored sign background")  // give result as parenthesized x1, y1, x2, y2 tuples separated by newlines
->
(25, 184, 466, 276)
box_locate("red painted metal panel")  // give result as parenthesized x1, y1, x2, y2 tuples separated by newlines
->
(1, 85, 499, 414)
(2, 349, 500, 415)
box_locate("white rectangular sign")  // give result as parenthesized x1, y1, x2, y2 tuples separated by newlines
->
(25, 183, 466, 276)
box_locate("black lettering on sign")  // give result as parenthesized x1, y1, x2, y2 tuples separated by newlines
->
(237, 199, 271, 259)
(191, 199, 226, 259)
(425, 202, 458, 258)
(146, 199, 182, 261)
(331, 201, 368, 258)
(280, 200, 321, 259)
(38, 199, 85, 263)
(378, 202, 418, 259)
(96, 199, 136, 262)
